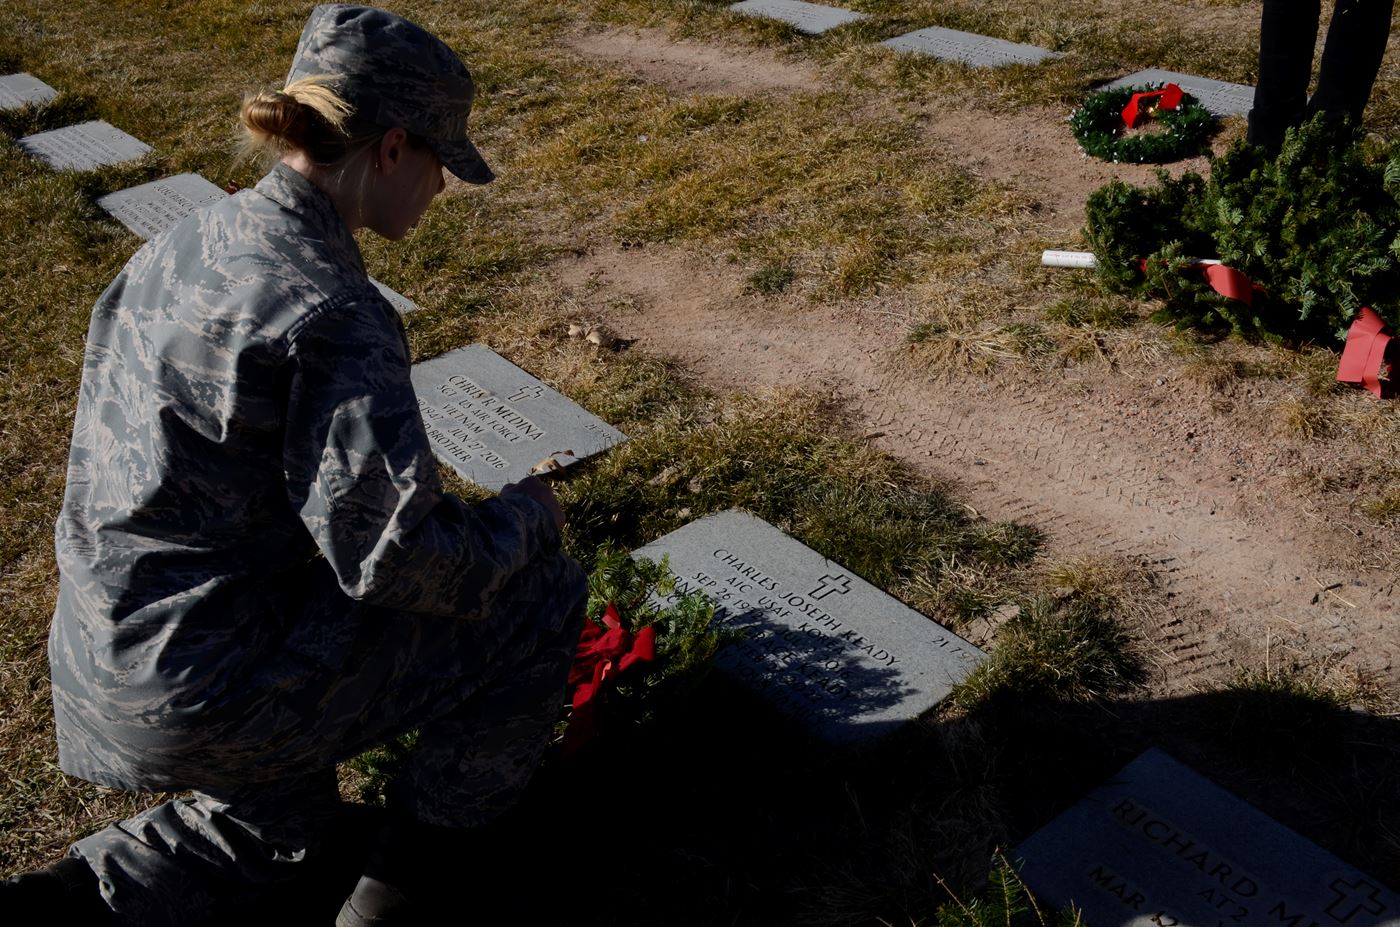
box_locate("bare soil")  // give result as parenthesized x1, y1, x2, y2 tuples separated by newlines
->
(563, 27, 822, 96)
(558, 27, 1400, 694)
(916, 103, 1226, 231)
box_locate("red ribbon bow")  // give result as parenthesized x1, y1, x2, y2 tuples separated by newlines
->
(1122, 83, 1184, 128)
(561, 602, 657, 756)
(1337, 307, 1395, 398)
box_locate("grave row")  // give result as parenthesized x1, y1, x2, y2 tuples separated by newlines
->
(0, 73, 422, 312)
(725, 0, 1254, 115)
(393, 361, 1399, 923)
(4, 59, 1386, 922)
(4, 96, 977, 726)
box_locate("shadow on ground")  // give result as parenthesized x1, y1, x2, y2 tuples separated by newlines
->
(220, 678, 1400, 926)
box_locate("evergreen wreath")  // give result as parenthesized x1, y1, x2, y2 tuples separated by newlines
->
(1070, 84, 1217, 164)
(1084, 116, 1400, 341)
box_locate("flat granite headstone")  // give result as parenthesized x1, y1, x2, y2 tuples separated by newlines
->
(410, 344, 625, 491)
(371, 278, 421, 315)
(1017, 749, 1399, 927)
(883, 26, 1062, 67)
(1105, 68, 1254, 117)
(728, 0, 866, 34)
(0, 73, 59, 109)
(18, 120, 152, 171)
(96, 173, 228, 239)
(634, 510, 984, 744)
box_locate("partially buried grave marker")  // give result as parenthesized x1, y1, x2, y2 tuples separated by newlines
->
(1106, 68, 1254, 117)
(1017, 749, 1399, 927)
(97, 173, 227, 239)
(0, 73, 59, 109)
(883, 26, 1062, 67)
(372, 278, 420, 315)
(18, 120, 152, 171)
(410, 344, 626, 492)
(634, 510, 984, 744)
(728, 0, 866, 34)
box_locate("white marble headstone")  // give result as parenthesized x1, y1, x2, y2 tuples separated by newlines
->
(411, 344, 626, 491)
(635, 510, 984, 744)
(883, 26, 1063, 67)
(18, 120, 152, 170)
(728, 0, 866, 34)
(1106, 69, 1254, 117)
(1018, 749, 1399, 927)
(0, 73, 58, 109)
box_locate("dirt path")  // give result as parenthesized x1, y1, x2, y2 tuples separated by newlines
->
(557, 247, 1397, 691)
(558, 27, 1399, 694)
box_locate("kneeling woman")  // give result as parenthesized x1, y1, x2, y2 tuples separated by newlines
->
(6, 5, 585, 926)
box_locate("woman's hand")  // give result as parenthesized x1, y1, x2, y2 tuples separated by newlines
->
(500, 476, 566, 532)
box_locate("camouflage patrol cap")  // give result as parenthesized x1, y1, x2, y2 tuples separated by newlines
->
(286, 4, 493, 184)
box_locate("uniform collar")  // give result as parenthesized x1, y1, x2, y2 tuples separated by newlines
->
(254, 163, 366, 274)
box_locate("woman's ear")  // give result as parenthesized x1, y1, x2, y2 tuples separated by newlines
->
(376, 127, 411, 174)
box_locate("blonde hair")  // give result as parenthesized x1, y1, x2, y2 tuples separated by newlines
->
(239, 75, 379, 167)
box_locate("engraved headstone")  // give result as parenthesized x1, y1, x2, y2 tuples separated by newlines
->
(371, 278, 421, 315)
(1017, 749, 1398, 927)
(883, 26, 1062, 67)
(18, 120, 152, 171)
(635, 510, 984, 744)
(728, 0, 866, 34)
(1105, 69, 1254, 117)
(0, 73, 58, 109)
(96, 173, 228, 239)
(410, 344, 626, 491)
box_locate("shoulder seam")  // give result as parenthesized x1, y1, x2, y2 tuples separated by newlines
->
(285, 287, 387, 344)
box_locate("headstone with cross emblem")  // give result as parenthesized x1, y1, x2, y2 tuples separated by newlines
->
(633, 510, 984, 744)
(1016, 748, 1398, 927)
(409, 343, 626, 492)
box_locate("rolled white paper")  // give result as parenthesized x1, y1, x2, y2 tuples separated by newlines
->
(1041, 249, 1098, 268)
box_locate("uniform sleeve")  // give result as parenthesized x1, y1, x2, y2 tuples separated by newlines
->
(281, 296, 560, 617)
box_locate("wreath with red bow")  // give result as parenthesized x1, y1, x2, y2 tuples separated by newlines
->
(557, 548, 743, 757)
(1071, 82, 1217, 164)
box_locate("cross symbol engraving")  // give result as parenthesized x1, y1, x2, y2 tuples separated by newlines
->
(1326, 878, 1387, 924)
(509, 384, 544, 403)
(810, 574, 851, 600)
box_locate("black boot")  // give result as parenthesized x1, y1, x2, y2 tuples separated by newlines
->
(335, 814, 467, 927)
(1, 856, 114, 925)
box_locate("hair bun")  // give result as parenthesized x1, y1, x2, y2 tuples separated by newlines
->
(239, 90, 311, 153)
(239, 76, 355, 162)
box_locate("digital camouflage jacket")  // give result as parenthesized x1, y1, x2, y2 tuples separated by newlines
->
(49, 164, 559, 790)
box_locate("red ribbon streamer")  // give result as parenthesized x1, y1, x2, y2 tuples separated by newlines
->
(1121, 83, 1184, 128)
(1337, 307, 1395, 398)
(1199, 264, 1259, 305)
(1138, 258, 1263, 305)
(561, 602, 657, 756)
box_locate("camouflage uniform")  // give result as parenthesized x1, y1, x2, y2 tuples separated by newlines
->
(49, 162, 586, 926)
